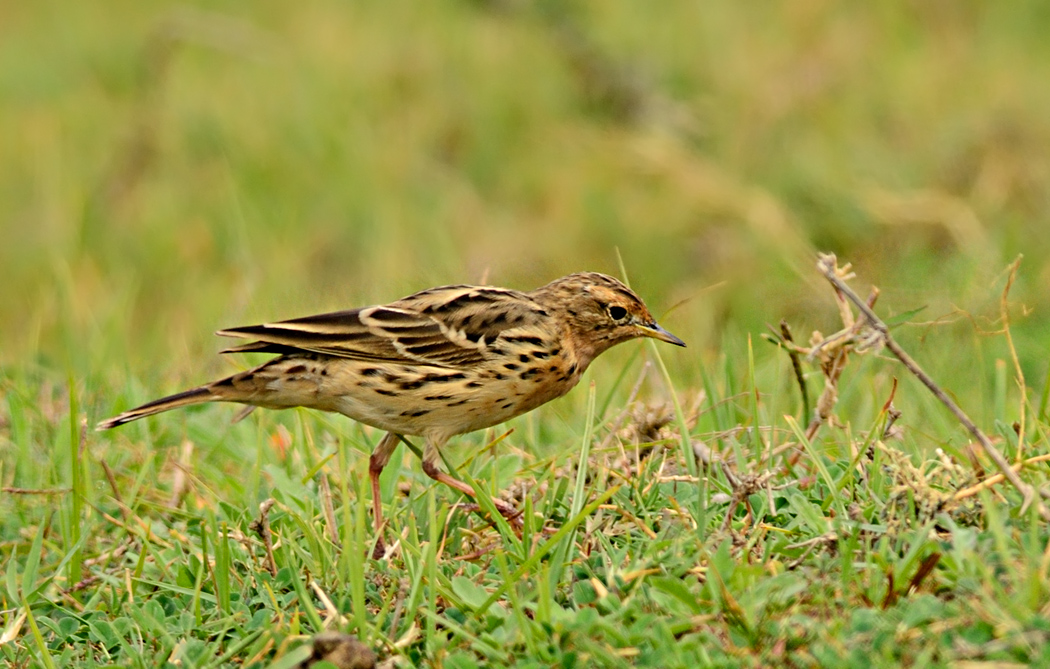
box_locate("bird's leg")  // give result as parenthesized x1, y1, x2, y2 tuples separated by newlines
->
(420, 436, 522, 525)
(368, 432, 401, 558)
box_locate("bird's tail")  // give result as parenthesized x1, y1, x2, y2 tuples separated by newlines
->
(97, 356, 320, 430)
(96, 385, 217, 430)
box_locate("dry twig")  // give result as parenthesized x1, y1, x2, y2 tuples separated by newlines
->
(815, 253, 1048, 520)
(250, 498, 279, 576)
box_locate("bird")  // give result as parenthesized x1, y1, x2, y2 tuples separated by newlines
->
(97, 272, 685, 552)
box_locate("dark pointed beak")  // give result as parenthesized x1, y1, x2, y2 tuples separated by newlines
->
(638, 322, 686, 347)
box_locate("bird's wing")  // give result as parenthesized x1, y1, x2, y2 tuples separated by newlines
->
(218, 285, 549, 369)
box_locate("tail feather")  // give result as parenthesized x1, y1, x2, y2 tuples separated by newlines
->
(96, 386, 216, 430)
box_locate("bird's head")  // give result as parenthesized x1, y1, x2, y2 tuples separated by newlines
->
(533, 272, 685, 363)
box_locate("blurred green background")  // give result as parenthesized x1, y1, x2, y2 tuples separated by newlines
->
(5, 3, 1050, 665)
(3, 0, 1049, 403)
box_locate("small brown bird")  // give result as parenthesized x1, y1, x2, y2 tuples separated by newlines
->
(98, 272, 684, 548)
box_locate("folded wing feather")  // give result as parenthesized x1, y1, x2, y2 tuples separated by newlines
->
(216, 286, 547, 369)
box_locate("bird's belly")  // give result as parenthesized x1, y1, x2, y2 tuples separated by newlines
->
(327, 364, 581, 437)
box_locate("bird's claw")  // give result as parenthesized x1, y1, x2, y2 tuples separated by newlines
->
(456, 501, 524, 529)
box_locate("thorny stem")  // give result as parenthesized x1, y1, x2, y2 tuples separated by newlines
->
(815, 253, 1048, 521)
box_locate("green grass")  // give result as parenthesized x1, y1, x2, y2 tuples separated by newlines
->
(3, 0, 1050, 666)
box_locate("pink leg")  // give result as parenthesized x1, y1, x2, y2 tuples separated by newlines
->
(420, 436, 521, 522)
(368, 432, 401, 557)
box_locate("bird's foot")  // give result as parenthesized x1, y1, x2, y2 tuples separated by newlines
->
(457, 499, 524, 530)
(369, 536, 388, 560)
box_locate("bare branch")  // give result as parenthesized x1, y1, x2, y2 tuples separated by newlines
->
(815, 253, 1046, 520)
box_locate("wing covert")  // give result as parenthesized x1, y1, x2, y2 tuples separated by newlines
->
(217, 284, 553, 368)
(218, 306, 487, 368)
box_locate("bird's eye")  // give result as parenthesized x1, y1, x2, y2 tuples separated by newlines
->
(608, 305, 628, 321)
